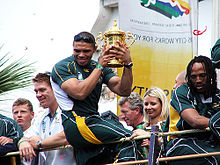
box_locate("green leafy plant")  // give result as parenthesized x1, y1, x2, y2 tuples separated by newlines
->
(0, 45, 36, 96)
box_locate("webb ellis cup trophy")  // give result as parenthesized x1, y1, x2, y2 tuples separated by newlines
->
(96, 20, 135, 68)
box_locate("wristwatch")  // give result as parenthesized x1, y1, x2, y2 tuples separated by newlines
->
(37, 140, 42, 148)
(124, 62, 133, 68)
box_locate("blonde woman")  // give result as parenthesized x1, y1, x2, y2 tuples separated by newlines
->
(143, 87, 169, 129)
(129, 87, 169, 159)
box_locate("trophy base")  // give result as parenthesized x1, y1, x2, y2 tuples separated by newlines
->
(106, 59, 123, 68)
(106, 63, 124, 68)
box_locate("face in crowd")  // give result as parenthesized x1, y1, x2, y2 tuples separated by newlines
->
(12, 104, 34, 131)
(189, 62, 207, 93)
(73, 33, 97, 66)
(120, 101, 140, 128)
(173, 71, 186, 89)
(186, 56, 217, 97)
(144, 95, 162, 121)
(73, 42, 96, 66)
(34, 81, 56, 109)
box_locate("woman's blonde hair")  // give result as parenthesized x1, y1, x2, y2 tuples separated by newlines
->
(143, 87, 169, 127)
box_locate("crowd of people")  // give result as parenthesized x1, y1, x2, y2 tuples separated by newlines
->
(0, 32, 220, 165)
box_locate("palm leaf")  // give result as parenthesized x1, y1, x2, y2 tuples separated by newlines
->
(0, 46, 36, 95)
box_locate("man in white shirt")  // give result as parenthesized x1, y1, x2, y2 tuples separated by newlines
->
(18, 73, 76, 165)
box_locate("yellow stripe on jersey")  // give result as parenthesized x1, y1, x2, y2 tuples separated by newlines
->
(168, 106, 180, 141)
(72, 111, 103, 144)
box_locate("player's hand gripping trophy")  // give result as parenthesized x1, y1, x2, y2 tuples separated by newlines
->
(96, 20, 135, 68)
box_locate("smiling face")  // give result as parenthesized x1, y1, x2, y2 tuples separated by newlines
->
(190, 62, 207, 93)
(73, 41, 97, 66)
(12, 104, 34, 131)
(34, 81, 56, 109)
(144, 95, 162, 121)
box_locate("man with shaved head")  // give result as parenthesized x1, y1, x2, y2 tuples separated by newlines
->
(173, 70, 187, 90)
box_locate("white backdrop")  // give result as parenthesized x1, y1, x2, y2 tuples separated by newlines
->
(0, 0, 214, 118)
(0, 0, 100, 117)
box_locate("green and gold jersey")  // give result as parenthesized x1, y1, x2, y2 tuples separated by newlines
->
(167, 83, 220, 140)
(52, 55, 115, 117)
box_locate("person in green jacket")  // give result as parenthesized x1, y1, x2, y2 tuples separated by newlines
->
(166, 55, 220, 165)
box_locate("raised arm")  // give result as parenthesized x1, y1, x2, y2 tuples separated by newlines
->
(61, 43, 127, 100)
(106, 41, 133, 96)
(61, 69, 103, 100)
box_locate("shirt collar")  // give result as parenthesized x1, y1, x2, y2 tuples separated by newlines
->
(134, 121, 145, 130)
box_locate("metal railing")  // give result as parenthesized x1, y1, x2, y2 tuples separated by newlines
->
(1, 127, 216, 165)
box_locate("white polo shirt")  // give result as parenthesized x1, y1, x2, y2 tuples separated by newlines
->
(25, 107, 76, 165)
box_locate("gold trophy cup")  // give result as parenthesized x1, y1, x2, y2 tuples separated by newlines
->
(96, 20, 135, 68)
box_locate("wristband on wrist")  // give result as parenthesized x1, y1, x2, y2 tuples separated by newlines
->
(96, 63, 103, 71)
(18, 139, 29, 148)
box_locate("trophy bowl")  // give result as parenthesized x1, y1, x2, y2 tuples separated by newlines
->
(96, 20, 135, 68)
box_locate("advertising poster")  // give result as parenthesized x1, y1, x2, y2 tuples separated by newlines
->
(118, 0, 197, 102)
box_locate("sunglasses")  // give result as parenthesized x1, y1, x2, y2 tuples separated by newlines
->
(74, 34, 95, 44)
(74, 49, 92, 53)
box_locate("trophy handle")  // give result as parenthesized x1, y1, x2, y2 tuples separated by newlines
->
(95, 32, 104, 49)
(126, 31, 135, 48)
